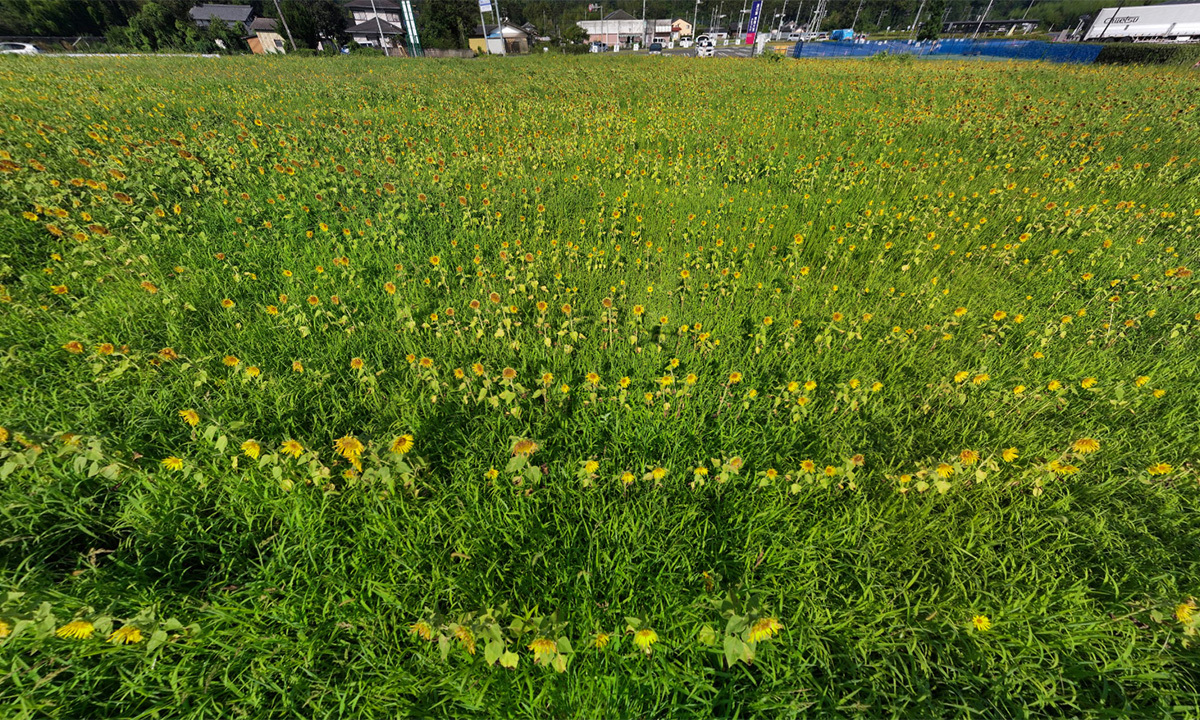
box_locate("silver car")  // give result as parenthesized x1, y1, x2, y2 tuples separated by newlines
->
(0, 42, 40, 55)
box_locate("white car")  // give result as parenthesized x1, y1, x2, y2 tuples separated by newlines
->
(787, 33, 803, 42)
(694, 34, 715, 57)
(0, 42, 40, 55)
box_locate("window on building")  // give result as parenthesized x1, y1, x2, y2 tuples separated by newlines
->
(275, 38, 284, 48)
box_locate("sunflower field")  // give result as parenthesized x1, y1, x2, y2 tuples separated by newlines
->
(0, 54, 1198, 718)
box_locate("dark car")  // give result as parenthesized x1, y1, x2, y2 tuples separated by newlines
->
(648, 42, 663, 54)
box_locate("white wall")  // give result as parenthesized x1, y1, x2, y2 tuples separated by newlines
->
(1084, 3, 1200, 39)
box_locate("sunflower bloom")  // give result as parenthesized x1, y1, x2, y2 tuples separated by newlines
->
(334, 435, 364, 469)
(1072, 438, 1100, 454)
(161, 456, 184, 471)
(280, 440, 304, 458)
(409, 621, 433, 641)
(1176, 603, 1195, 624)
(1147, 462, 1173, 475)
(241, 440, 261, 459)
(972, 615, 992, 632)
(1002, 447, 1019, 463)
(179, 409, 200, 427)
(453, 625, 476, 655)
(107, 626, 143, 645)
(512, 439, 538, 456)
(936, 463, 954, 479)
(633, 628, 658, 653)
(56, 621, 95, 640)
(593, 632, 610, 648)
(390, 435, 414, 454)
(748, 618, 783, 643)
(528, 638, 556, 655)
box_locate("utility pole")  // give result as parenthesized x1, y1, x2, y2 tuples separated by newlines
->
(972, 0, 995, 38)
(478, 0, 491, 53)
(910, 0, 927, 39)
(271, 0, 298, 52)
(694, 0, 702, 42)
(1097, 3, 1124, 38)
(736, 0, 747, 41)
(642, 0, 648, 46)
(851, 0, 864, 29)
(492, 0, 506, 54)
(369, 0, 387, 53)
(810, 0, 827, 35)
(1022, 0, 1036, 19)
(779, 0, 788, 37)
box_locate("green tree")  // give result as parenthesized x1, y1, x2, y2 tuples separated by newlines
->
(562, 22, 587, 44)
(417, 0, 477, 50)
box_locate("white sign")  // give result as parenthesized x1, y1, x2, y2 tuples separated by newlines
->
(479, 0, 492, 11)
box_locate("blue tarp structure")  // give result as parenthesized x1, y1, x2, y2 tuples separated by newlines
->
(790, 39, 1103, 64)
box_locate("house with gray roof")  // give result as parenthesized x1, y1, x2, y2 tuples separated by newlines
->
(189, 4, 255, 29)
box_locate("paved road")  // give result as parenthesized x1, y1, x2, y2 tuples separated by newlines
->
(644, 44, 756, 58)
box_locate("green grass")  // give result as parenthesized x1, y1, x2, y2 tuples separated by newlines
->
(0, 54, 1198, 718)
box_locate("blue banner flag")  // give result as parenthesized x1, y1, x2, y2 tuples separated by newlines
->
(746, 1, 763, 44)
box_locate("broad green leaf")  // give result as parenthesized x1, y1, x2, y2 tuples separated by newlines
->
(484, 639, 503, 666)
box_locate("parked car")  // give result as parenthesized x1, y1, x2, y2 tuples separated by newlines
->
(648, 42, 663, 54)
(694, 34, 715, 57)
(787, 33, 804, 42)
(0, 42, 40, 55)
(589, 42, 608, 53)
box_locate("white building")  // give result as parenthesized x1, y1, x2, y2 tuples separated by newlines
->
(1084, 2, 1200, 41)
(577, 10, 645, 45)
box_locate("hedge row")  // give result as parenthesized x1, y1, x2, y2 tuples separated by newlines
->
(1094, 43, 1200, 66)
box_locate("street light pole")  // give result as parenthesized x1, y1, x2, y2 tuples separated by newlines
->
(736, 0, 747, 41)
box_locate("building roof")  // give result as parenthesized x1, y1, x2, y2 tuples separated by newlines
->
(472, 22, 531, 38)
(347, 18, 405, 35)
(603, 10, 637, 20)
(189, 4, 254, 24)
(345, 0, 402, 9)
(249, 17, 279, 32)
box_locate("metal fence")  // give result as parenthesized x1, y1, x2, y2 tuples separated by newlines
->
(791, 39, 1104, 64)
